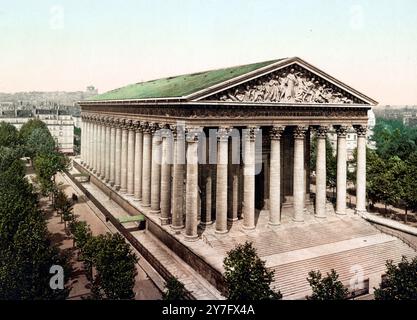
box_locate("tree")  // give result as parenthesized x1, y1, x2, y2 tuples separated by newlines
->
(306, 269, 348, 300)
(401, 152, 417, 223)
(0, 121, 21, 148)
(19, 119, 49, 144)
(34, 152, 69, 196)
(374, 256, 417, 300)
(81, 233, 138, 300)
(162, 276, 187, 300)
(223, 241, 281, 300)
(69, 220, 92, 249)
(26, 127, 56, 159)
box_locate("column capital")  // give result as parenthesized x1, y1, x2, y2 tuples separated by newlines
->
(293, 125, 308, 139)
(353, 125, 367, 137)
(148, 122, 159, 134)
(270, 126, 285, 140)
(315, 125, 329, 139)
(335, 125, 349, 137)
(245, 126, 260, 141)
(217, 126, 231, 142)
(171, 124, 185, 140)
(185, 127, 202, 143)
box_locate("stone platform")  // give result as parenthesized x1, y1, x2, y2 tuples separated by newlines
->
(72, 159, 416, 299)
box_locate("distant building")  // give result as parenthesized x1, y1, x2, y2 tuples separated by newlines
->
(0, 108, 74, 154)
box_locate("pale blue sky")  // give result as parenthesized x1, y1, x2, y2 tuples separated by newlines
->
(0, 0, 416, 104)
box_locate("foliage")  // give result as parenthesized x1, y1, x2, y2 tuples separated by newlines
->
(223, 241, 281, 300)
(81, 233, 138, 300)
(69, 220, 92, 250)
(19, 119, 49, 144)
(162, 276, 187, 300)
(0, 121, 21, 148)
(306, 269, 348, 300)
(26, 127, 56, 159)
(34, 152, 69, 195)
(374, 256, 417, 300)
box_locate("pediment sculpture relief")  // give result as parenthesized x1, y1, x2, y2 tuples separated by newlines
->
(209, 66, 358, 104)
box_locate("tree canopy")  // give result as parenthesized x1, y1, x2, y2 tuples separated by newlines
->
(306, 269, 348, 300)
(223, 241, 281, 300)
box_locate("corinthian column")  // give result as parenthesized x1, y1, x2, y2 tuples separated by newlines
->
(150, 123, 162, 213)
(269, 126, 284, 225)
(109, 120, 116, 186)
(243, 126, 258, 230)
(120, 120, 129, 193)
(335, 125, 348, 215)
(215, 127, 230, 234)
(100, 119, 106, 180)
(141, 123, 152, 207)
(114, 119, 122, 190)
(134, 121, 143, 200)
(127, 123, 136, 195)
(354, 125, 367, 214)
(93, 119, 98, 174)
(160, 126, 173, 225)
(104, 119, 111, 183)
(97, 119, 103, 177)
(293, 126, 307, 222)
(171, 125, 185, 230)
(315, 126, 328, 218)
(184, 128, 200, 241)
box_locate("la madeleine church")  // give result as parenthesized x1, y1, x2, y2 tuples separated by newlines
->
(75, 57, 411, 299)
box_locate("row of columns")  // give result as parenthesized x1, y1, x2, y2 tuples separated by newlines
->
(80, 116, 368, 241)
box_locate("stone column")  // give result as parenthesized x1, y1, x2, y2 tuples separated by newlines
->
(201, 132, 213, 225)
(160, 126, 173, 225)
(228, 132, 240, 223)
(141, 123, 152, 207)
(171, 126, 185, 230)
(215, 127, 229, 234)
(96, 119, 102, 177)
(269, 126, 284, 225)
(315, 126, 328, 218)
(185, 128, 200, 241)
(80, 118, 85, 164)
(85, 119, 90, 168)
(243, 127, 257, 230)
(293, 126, 307, 222)
(92, 119, 98, 173)
(114, 119, 123, 190)
(104, 118, 111, 183)
(335, 125, 348, 215)
(109, 120, 116, 186)
(100, 120, 106, 180)
(355, 125, 367, 214)
(134, 121, 143, 200)
(127, 123, 136, 195)
(120, 120, 129, 193)
(150, 123, 162, 213)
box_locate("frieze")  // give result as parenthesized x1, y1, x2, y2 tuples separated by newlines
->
(205, 65, 361, 104)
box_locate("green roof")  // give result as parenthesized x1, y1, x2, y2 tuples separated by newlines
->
(87, 59, 283, 101)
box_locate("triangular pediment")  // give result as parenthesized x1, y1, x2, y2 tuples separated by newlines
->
(190, 58, 376, 105)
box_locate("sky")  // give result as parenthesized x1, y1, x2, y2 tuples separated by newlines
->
(0, 0, 416, 105)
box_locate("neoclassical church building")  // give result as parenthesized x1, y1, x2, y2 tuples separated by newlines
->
(75, 57, 416, 298)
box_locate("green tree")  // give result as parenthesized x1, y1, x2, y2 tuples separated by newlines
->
(0, 121, 21, 148)
(374, 256, 417, 300)
(19, 119, 49, 144)
(162, 276, 188, 300)
(306, 269, 348, 300)
(26, 127, 56, 159)
(69, 220, 92, 249)
(401, 152, 417, 223)
(34, 152, 69, 196)
(223, 241, 281, 300)
(82, 233, 138, 300)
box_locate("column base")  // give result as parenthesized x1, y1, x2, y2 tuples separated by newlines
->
(242, 225, 255, 231)
(227, 217, 239, 222)
(149, 209, 161, 214)
(292, 217, 304, 222)
(215, 229, 228, 235)
(336, 210, 347, 216)
(355, 209, 367, 215)
(160, 217, 171, 225)
(142, 203, 150, 207)
(120, 188, 127, 194)
(200, 221, 213, 226)
(184, 234, 199, 242)
(268, 221, 281, 226)
(315, 214, 327, 219)
(126, 193, 134, 197)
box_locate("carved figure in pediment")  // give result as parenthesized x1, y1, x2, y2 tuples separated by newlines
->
(284, 69, 299, 101)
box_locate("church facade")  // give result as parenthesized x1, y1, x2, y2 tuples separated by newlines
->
(78, 57, 377, 242)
